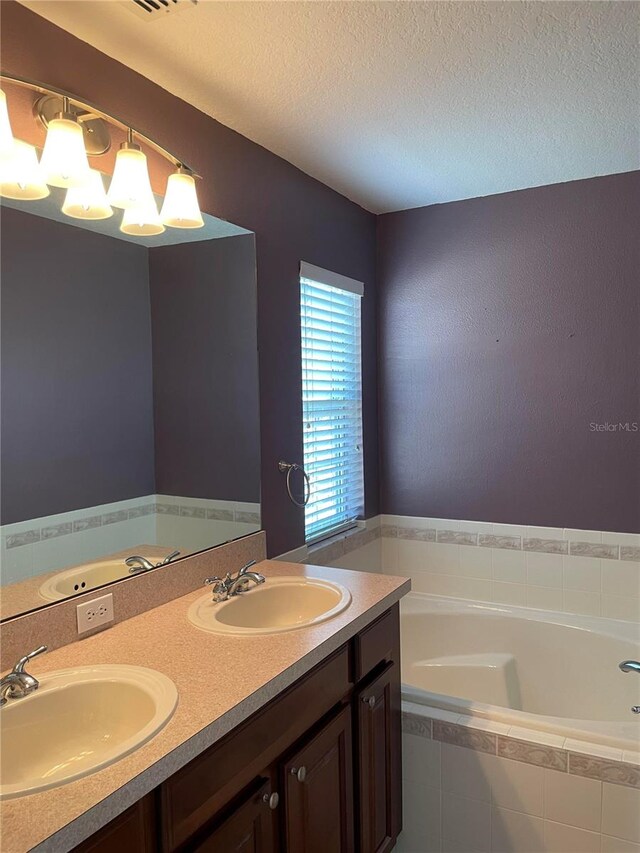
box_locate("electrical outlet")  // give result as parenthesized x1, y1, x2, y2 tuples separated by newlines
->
(76, 593, 114, 634)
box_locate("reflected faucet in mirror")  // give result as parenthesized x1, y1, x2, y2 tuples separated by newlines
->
(126, 551, 181, 574)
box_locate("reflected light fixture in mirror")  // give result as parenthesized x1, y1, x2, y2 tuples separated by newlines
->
(62, 169, 112, 220)
(0, 78, 205, 231)
(39, 96, 91, 189)
(121, 198, 165, 236)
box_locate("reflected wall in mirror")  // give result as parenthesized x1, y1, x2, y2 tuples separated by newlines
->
(0, 193, 260, 620)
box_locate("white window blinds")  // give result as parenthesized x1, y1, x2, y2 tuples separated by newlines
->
(300, 265, 364, 543)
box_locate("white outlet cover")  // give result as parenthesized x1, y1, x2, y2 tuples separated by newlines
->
(76, 593, 115, 635)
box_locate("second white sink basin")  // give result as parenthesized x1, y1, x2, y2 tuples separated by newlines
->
(188, 576, 351, 635)
(0, 665, 178, 799)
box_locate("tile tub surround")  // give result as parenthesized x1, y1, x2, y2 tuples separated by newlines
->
(397, 705, 640, 853)
(0, 562, 410, 853)
(294, 516, 640, 622)
(0, 531, 267, 669)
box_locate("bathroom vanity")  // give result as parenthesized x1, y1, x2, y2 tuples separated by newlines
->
(78, 604, 400, 853)
(0, 560, 409, 853)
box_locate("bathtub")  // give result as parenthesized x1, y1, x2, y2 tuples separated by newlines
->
(401, 592, 640, 751)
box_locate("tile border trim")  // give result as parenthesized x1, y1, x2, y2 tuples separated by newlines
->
(379, 521, 637, 563)
(402, 707, 640, 789)
(293, 517, 637, 567)
(3, 497, 261, 549)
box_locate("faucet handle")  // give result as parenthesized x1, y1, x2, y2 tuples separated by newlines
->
(204, 576, 222, 586)
(14, 645, 47, 674)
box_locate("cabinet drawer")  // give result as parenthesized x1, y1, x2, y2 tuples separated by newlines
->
(161, 645, 351, 850)
(354, 605, 399, 681)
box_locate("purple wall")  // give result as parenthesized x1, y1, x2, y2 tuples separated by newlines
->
(149, 235, 260, 503)
(0, 207, 155, 524)
(377, 172, 640, 533)
(0, 2, 379, 556)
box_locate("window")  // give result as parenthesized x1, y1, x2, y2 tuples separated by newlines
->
(300, 261, 364, 544)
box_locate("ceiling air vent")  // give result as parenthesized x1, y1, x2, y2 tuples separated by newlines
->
(125, 0, 198, 21)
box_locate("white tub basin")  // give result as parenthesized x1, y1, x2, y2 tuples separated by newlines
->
(188, 576, 351, 635)
(0, 665, 177, 799)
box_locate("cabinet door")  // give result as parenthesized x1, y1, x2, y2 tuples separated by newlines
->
(356, 663, 401, 853)
(191, 779, 278, 853)
(283, 705, 354, 853)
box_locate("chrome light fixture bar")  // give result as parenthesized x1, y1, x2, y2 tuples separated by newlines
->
(0, 73, 204, 230)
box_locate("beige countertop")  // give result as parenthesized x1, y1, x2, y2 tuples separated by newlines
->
(0, 560, 410, 853)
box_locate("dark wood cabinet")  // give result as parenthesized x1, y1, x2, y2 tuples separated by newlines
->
(190, 779, 277, 853)
(356, 663, 401, 853)
(73, 795, 156, 853)
(74, 604, 401, 853)
(283, 705, 354, 853)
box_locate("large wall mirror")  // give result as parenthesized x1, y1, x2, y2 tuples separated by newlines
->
(0, 191, 260, 620)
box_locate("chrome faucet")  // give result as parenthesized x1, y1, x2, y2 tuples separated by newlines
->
(0, 646, 47, 707)
(619, 661, 640, 674)
(204, 560, 265, 602)
(126, 551, 180, 574)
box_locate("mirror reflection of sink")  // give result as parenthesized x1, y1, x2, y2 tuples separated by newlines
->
(188, 576, 352, 635)
(0, 665, 177, 799)
(39, 556, 158, 601)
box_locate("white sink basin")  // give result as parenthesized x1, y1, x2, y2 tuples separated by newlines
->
(39, 556, 158, 601)
(0, 665, 177, 799)
(188, 576, 352, 635)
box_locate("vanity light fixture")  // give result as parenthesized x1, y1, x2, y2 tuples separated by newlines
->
(160, 167, 204, 228)
(0, 76, 205, 233)
(39, 96, 91, 188)
(0, 89, 15, 159)
(0, 140, 49, 200)
(107, 129, 155, 210)
(0, 89, 49, 200)
(62, 169, 112, 220)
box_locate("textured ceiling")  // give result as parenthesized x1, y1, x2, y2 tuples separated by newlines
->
(18, 1, 640, 213)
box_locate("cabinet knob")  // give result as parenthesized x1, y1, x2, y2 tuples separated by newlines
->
(362, 695, 376, 709)
(290, 765, 307, 782)
(262, 791, 279, 810)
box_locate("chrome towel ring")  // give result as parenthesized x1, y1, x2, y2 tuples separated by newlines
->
(278, 461, 311, 508)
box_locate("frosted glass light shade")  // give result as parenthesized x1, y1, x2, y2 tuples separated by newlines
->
(40, 116, 91, 188)
(120, 198, 165, 236)
(62, 169, 112, 220)
(160, 171, 204, 228)
(107, 147, 155, 210)
(0, 90, 15, 160)
(0, 140, 49, 200)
